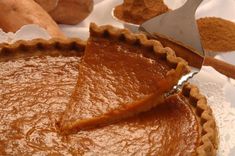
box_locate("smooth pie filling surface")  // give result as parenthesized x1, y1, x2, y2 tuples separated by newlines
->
(0, 55, 200, 155)
(0, 55, 80, 154)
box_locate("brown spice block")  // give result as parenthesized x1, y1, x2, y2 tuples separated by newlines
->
(114, 0, 169, 25)
(197, 17, 235, 52)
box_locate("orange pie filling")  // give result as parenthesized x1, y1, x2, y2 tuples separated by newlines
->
(0, 55, 80, 154)
(0, 58, 200, 155)
(0, 40, 199, 155)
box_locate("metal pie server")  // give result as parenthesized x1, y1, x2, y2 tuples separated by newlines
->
(139, 0, 204, 91)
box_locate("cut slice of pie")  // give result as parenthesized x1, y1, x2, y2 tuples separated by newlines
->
(59, 23, 190, 134)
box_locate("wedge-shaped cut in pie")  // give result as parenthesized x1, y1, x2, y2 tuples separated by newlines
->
(59, 23, 189, 134)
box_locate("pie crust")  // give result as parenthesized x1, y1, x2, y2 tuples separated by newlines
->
(181, 83, 218, 156)
(0, 38, 86, 61)
(0, 25, 217, 155)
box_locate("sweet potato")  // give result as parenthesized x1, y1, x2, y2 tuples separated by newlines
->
(34, 0, 58, 12)
(0, 0, 65, 38)
(49, 0, 94, 25)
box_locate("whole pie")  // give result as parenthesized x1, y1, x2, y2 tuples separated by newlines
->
(0, 24, 217, 155)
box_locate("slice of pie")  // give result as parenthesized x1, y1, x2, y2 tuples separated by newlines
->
(0, 35, 217, 155)
(59, 23, 189, 134)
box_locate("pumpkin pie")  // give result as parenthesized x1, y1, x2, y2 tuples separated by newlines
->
(58, 23, 189, 134)
(0, 24, 217, 155)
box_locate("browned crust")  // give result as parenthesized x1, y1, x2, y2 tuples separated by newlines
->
(90, 23, 190, 79)
(0, 38, 86, 61)
(182, 83, 218, 156)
